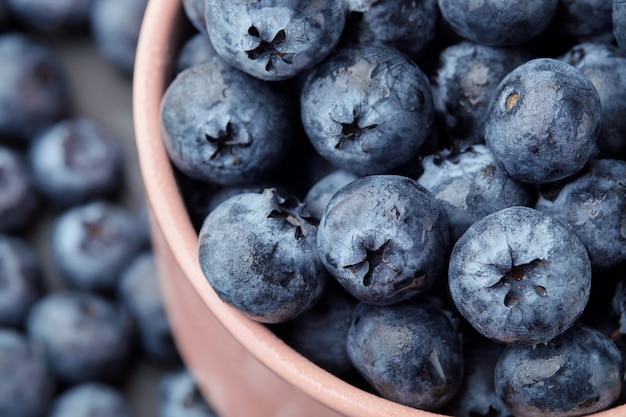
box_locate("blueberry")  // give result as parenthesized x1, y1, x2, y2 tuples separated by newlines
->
(553, 0, 614, 43)
(25, 290, 133, 385)
(117, 251, 181, 364)
(0, 235, 41, 329)
(417, 143, 536, 242)
(28, 118, 124, 208)
(494, 323, 623, 416)
(0, 145, 38, 234)
(303, 169, 359, 220)
(50, 200, 145, 293)
(432, 41, 530, 143)
(0, 328, 55, 417)
(300, 44, 435, 176)
(346, 301, 463, 411)
(161, 58, 294, 186)
(48, 382, 132, 417)
(535, 159, 626, 274)
(0, 32, 70, 142)
(205, 0, 346, 81)
(176, 33, 219, 73)
(559, 42, 626, 157)
(198, 188, 327, 323)
(182, 0, 206, 34)
(158, 368, 218, 417)
(448, 206, 592, 345)
(484, 58, 601, 184)
(437, 0, 559, 46)
(317, 175, 450, 305)
(5, 0, 92, 33)
(614, 0, 626, 51)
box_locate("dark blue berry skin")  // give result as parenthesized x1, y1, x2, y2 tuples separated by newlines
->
(117, 251, 181, 364)
(559, 42, 626, 158)
(176, 33, 219, 73)
(300, 44, 435, 176)
(205, 0, 345, 81)
(198, 188, 328, 323)
(535, 159, 626, 274)
(494, 324, 623, 417)
(448, 206, 591, 345)
(432, 41, 530, 144)
(25, 290, 133, 385)
(303, 169, 359, 220)
(484, 58, 601, 184)
(553, 0, 614, 43)
(182, 0, 206, 34)
(5, 0, 93, 33)
(0, 33, 70, 142)
(89, 0, 147, 75)
(158, 368, 218, 417)
(612, 278, 626, 335)
(343, 0, 439, 57)
(317, 175, 450, 306)
(28, 118, 124, 208)
(0, 328, 55, 417)
(346, 301, 464, 411)
(437, 0, 559, 46)
(48, 382, 132, 417)
(161, 58, 294, 186)
(417, 144, 536, 243)
(614, 0, 626, 51)
(0, 146, 37, 234)
(50, 200, 145, 294)
(0, 235, 41, 329)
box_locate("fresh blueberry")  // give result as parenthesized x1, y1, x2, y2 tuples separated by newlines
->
(117, 250, 180, 364)
(553, 0, 614, 43)
(0, 328, 55, 417)
(535, 159, 626, 274)
(317, 175, 450, 305)
(25, 289, 133, 385)
(5, 0, 93, 33)
(0, 235, 41, 329)
(205, 0, 346, 81)
(176, 32, 219, 73)
(437, 0, 559, 46)
(0, 145, 38, 234)
(303, 169, 359, 220)
(50, 200, 145, 293)
(494, 323, 623, 416)
(346, 301, 463, 411)
(158, 368, 218, 417)
(417, 143, 536, 242)
(28, 117, 124, 208)
(198, 188, 328, 323)
(484, 58, 601, 184)
(0, 32, 70, 142)
(559, 42, 626, 157)
(161, 58, 295, 186)
(614, 0, 626, 51)
(448, 206, 592, 345)
(432, 41, 530, 144)
(300, 44, 435, 176)
(48, 382, 132, 417)
(182, 0, 206, 34)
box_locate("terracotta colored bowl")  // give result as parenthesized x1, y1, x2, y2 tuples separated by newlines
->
(132, 1, 626, 416)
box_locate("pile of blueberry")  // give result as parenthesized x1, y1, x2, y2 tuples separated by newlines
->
(0, 2, 219, 417)
(162, 0, 626, 416)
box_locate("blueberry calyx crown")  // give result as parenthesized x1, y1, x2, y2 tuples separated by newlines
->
(266, 189, 318, 241)
(488, 258, 545, 307)
(333, 108, 378, 150)
(204, 121, 251, 165)
(245, 26, 294, 72)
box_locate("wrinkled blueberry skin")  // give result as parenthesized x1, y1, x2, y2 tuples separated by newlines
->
(300, 44, 435, 176)
(161, 59, 294, 186)
(437, 0, 558, 46)
(25, 290, 133, 385)
(553, 0, 614, 43)
(484, 58, 601, 184)
(303, 169, 359, 220)
(6, 0, 92, 33)
(432, 41, 530, 144)
(347, 301, 463, 411)
(205, 0, 345, 81)
(182, 0, 206, 34)
(615, 0, 626, 51)
(0, 146, 38, 234)
(176, 33, 219, 73)
(158, 368, 218, 417)
(535, 159, 626, 273)
(317, 175, 450, 305)
(199, 188, 327, 323)
(0, 235, 41, 328)
(495, 324, 623, 417)
(418, 144, 536, 242)
(48, 382, 132, 417)
(0, 33, 70, 142)
(28, 118, 124, 208)
(343, 0, 438, 57)
(559, 42, 626, 157)
(448, 206, 591, 345)
(0, 329, 55, 417)
(50, 200, 145, 293)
